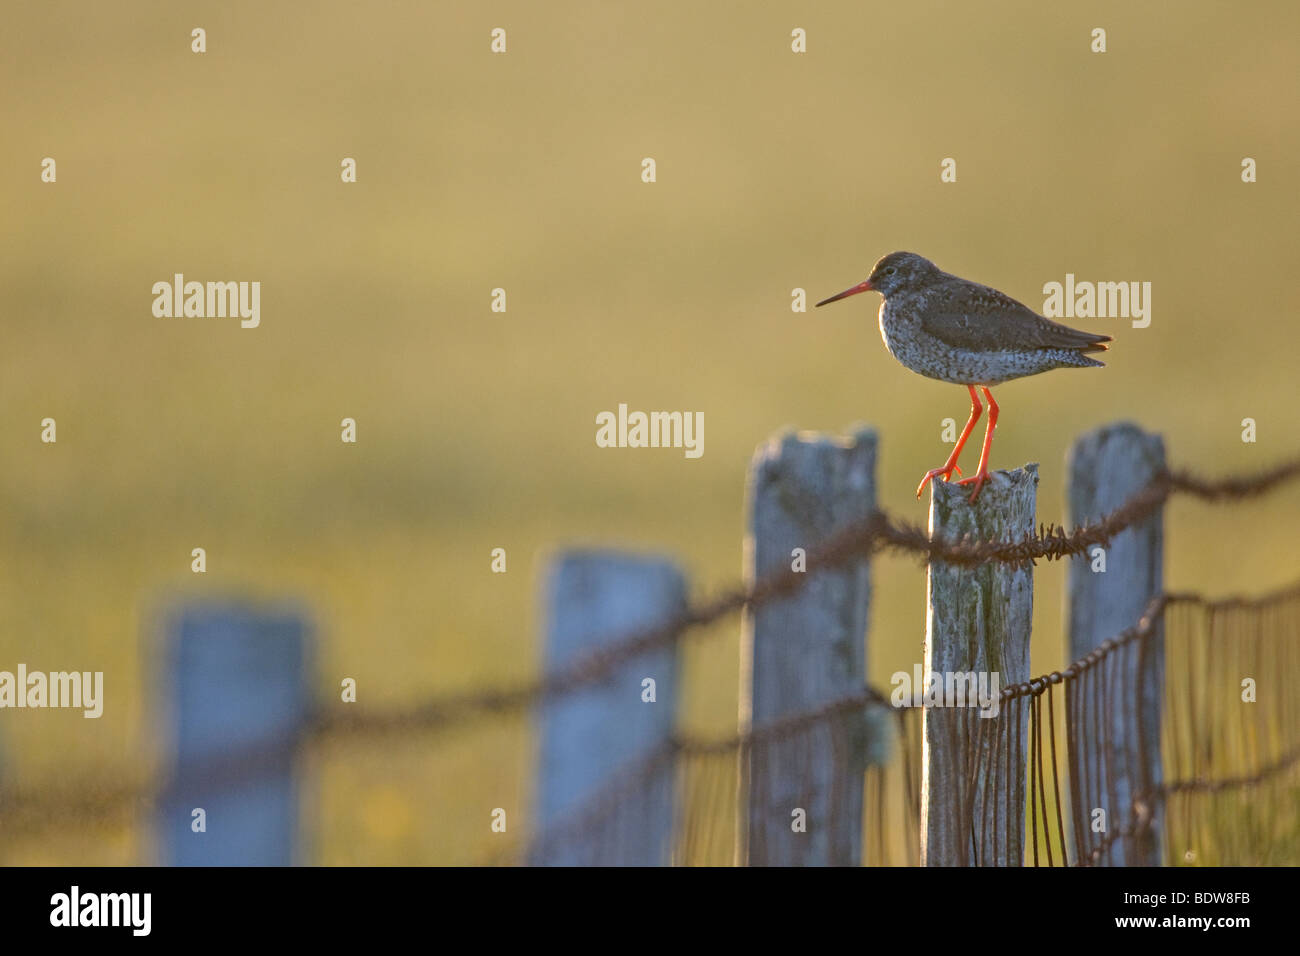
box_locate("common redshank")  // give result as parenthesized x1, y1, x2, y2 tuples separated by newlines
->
(816, 252, 1111, 502)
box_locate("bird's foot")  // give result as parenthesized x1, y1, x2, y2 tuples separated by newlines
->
(955, 469, 991, 502)
(915, 463, 963, 498)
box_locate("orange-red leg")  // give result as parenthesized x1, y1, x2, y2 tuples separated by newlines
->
(916, 385, 982, 498)
(955, 387, 999, 502)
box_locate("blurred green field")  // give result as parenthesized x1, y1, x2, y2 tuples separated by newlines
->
(2, 1, 1299, 864)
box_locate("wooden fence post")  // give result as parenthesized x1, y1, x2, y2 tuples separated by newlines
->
(922, 465, 1037, 866)
(531, 550, 686, 866)
(157, 603, 310, 866)
(741, 427, 877, 866)
(1067, 423, 1165, 865)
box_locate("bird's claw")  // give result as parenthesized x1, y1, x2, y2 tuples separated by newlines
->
(915, 464, 963, 498)
(955, 470, 991, 502)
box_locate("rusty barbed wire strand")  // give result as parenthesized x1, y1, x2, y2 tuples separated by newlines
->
(4, 580, 1297, 851)
(2, 459, 1298, 847)
(317, 457, 1300, 736)
(678, 686, 894, 756)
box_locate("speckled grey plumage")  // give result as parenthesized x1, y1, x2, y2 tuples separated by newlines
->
(842, 252, 1111, 386)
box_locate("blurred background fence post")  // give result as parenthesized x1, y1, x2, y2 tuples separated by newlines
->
(530, 551, 686, 866)
(156, 603, 310, 866)
(1067, 423, 1166, 865)
(922, 466, 1037, 865)
(740, 428, 877, 866)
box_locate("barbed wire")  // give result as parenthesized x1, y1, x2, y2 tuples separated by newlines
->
(2, 458, 1297, 847)
(319, 457, 1300, 736)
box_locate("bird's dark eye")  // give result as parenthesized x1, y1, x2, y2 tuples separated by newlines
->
(885, 267, 896, 275)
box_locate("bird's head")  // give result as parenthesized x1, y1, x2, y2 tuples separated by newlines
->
(816, 251, 938, 306)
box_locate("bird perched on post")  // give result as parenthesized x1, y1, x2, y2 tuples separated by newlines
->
(816, 252, 1111, 502)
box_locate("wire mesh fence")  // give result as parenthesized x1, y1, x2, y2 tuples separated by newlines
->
(1, 453, 1297, 865)
(506, 582, 1300, 865)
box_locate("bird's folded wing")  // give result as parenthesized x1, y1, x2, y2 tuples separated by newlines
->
(921, 295, 1111, 352)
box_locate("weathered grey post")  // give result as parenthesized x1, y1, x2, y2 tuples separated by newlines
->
(741, 428, 876, 866)
(158, 603, 310, 866)
(922, 466, 1036, 866)
(532, 551, 686, 866)
(1067, 424, 1165, 865)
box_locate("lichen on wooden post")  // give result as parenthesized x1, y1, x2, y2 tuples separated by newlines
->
(922, 465, 1037, 866)
(740, 426, 877, 867)
(1067, 423, 1165, 866)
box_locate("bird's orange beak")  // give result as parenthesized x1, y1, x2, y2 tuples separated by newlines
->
(815, 279, 874, 307)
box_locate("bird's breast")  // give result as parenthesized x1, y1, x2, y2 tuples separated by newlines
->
(877, 300, 919, 363)
(877, 297, 955, 382)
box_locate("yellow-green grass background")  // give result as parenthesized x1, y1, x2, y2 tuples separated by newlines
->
(2, 1, 1298, 864)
